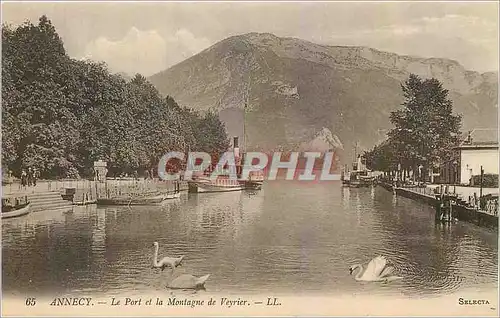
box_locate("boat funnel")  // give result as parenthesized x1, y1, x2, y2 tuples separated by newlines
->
(233, 136, 240, 162)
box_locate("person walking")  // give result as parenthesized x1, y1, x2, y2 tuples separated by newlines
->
(20, 170, 27, 190)
(33, 168, 39, 187)
(8, 170, 14, 184)
(27, 167, 33, 187)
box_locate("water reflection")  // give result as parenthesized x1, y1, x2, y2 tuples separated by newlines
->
(2, 183, 497, 297)
(341, 186, 350, 210)
(370, 187, 497, 295)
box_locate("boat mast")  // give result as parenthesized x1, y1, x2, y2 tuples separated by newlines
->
(353, 141, 358, 170)
(244, 76, 251, 155)
(244, 100, 247, 156)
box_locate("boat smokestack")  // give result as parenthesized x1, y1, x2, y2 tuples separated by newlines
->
(233, 136, 240, 162)
(357, 155, 363, 171)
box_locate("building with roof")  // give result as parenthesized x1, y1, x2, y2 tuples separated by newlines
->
(441, 129, 498, 185)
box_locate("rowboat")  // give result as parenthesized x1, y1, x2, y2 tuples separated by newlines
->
(2, 202, 31, 219)
(97, 192, 178, 206)
(165, 191, 181, 199)
(74, 199, 98, 206)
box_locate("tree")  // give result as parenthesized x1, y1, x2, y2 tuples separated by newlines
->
(195, 110, 230, 164)
(388, 74, 461, 177)
(363, 74, 462, 181)
(2, 16, 79, 178)
(363, 141, 397, 173)
(2, 16, 231, 179)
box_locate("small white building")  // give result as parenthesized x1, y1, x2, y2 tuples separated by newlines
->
(455, 130, 498, 185)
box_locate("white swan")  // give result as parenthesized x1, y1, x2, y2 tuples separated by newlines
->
(152, 242, 185, 271)
(349, 255, 402, 282)
(167, 274, 211, 290)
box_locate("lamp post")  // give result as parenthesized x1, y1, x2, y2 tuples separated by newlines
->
(397, 163, 401, 182)
(451, 160, 458, 194)
(452, 160, 458, 185)
(466, 164, 471, 185)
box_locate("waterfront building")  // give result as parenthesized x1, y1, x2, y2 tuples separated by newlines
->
(441, 129, 498, 185)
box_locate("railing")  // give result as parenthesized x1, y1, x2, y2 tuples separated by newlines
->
(408, 185, 436, 197)
(2, 178, 183, 200)
(2, 179, 77, 195)
(399, 184, 498, 216)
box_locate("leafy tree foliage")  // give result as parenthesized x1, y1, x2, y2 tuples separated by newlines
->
(364, 74, 462, 177)
(2, 16, 229, 179)
(363, 141, 397, 172)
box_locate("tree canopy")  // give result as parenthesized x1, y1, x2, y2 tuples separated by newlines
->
(363, 74, 462, 176)
(2, 16, 230, 179)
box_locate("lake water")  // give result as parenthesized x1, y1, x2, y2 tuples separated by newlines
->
(2, 182, 498, 298)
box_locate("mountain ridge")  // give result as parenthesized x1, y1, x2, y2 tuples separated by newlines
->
(149, 32, 498, 160)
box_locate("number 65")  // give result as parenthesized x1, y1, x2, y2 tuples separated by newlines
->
(25, 298, 36, 306)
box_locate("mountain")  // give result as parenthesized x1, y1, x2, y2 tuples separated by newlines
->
(149, 32, 498, 161)
(299, 127, 344, 152)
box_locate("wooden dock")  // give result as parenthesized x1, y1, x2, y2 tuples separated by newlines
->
(385, 185, 498, 229)
(57, 179, 188, 206)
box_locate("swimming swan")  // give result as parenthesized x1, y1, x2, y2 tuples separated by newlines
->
(349, 255, 402, 282)
(152, 242, 185, 271)
(167, 274, 211, 290)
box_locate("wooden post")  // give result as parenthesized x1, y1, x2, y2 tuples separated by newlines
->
(95, 179, 98, 200)
(480, 165, 484, 199)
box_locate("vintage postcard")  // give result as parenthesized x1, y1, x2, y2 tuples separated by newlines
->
(1, 0, 498, 316)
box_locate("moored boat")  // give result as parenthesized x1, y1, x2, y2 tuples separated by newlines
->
(188, 177, 244, 193)
(2, 196, 31, 219)
(73, 199, 98, 206)
(349, 171, 374, 187)
(186, 135, 266, 193)
(165, 191, 181, 199)
(240, 170, 264, 190)
(341, 165, 351, 186)
(97, 190, 179, 206)
(344, 147, 374, 188)
(97, 195, 164, 206)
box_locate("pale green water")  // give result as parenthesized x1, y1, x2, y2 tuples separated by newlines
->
(2, 182, 498, 297)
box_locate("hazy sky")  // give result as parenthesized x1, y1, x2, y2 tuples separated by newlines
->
(2, 1, 498, 76)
